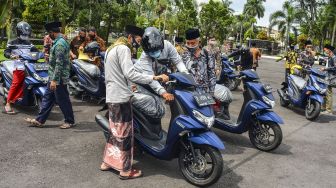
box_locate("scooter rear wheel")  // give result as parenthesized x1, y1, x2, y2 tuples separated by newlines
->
(179, 144, 223, 187)
(249, 121, 282, 152)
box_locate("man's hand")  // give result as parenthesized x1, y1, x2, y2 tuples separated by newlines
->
(154, 74, 169, 83)
(161, 92, 174, 102)
(320, 67, 326, 71)
(50, 81, 57, 91)
(131, 84, 137, 92)
(70, 53, 77, 59)
(10, 54, 19, 59)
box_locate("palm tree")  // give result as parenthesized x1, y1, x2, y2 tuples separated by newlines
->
(324, 1, 336, 45)
(243, 0, 265, 38)
(269, 1, 304, 49)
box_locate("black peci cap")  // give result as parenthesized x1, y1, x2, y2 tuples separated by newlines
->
(185, 28, 200, 40)
(45, 21, 62, 32)
(125, 25, 144, 37)
(324, 44, 335, 51)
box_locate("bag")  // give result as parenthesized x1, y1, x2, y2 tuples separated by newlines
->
(131, 85, 165, 119)
(214, 84, 232, 103)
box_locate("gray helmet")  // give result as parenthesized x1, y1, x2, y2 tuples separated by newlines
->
(16, 21, 32, 40)
(141, 27, 164, 53)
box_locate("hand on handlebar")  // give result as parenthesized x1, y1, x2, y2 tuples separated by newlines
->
(161, 92, 174, 102)
(154, 74, 169, 83)
(10, 54, 19, 59)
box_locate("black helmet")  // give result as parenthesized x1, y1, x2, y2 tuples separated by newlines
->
(141, 27, 164, 53)
(84, 42, 100, 56)
(16, 21, 32, 40)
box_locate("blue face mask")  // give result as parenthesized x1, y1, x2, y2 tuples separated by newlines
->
(148, 50, 161, 58)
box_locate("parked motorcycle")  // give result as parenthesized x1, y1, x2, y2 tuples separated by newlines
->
(217, 56, 240, 91)
(277, 67, 327, 120)
(95, 70, 225, 187)
(0, 45, 48, 110)
(215, 69, 284, 151)
(68, 52, 105, 103)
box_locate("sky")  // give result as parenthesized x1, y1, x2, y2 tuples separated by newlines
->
(197, 0, 287, 27)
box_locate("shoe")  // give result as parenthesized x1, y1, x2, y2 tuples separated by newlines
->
(59, 123, 76, 129)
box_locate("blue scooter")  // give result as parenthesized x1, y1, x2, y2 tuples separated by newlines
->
(95, 72, 225, 187)
(0, 45, 48, 110)
(215, 70, 284, 151)
(68, 53, 105, 103)
(278, 67, 327, 120)
(217, 56, 240, 91)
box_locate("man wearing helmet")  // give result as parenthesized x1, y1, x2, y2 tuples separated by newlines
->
(134, 27, 188, 102)
(2, 21, 38, 114)
(100, 25, 168, 180)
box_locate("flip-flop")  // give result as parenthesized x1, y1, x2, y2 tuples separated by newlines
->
(24, 118, 44, 127)
(59, 123, 76, 129)
(2, 107, 17, 115)
(119, 169, 143, 180)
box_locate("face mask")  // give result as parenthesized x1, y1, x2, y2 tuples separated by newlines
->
(209, 40, 217, 46)
(80, 35, 85, 40)
(19, 35, 29, 40)
(132, 36, 140, 49)
(186, 45, 198, 54)
(89, 34, 95, 39)
(148, 50, 161, 58)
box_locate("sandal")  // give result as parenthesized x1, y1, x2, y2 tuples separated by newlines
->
(24, 118, 44, 127)
(119, 169, 143, 180)
(59, 123, 76, 129)
(2, 106, 16, 115)
(100, 163, 111, 171)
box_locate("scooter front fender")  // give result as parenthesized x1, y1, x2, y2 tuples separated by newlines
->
(33, 86, 47, 97)
(188, 131, 225, 150)
(309, 94, 324, 104)
(257, 111, 284, 124)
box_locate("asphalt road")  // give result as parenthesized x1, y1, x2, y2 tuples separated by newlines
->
(1, 58, 336, 188)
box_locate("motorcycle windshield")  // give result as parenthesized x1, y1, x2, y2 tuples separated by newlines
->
(10, 45, 44, 61)
(170, 72, 197, 87)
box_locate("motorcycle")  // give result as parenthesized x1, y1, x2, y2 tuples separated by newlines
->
(215, 69, 284, 151)
(95, 70, 225, 187)
(0, 45, 48, 110)
(68, 52, 105, 103)
(277, 67, 327, 120)
(217, 56, 240, 91)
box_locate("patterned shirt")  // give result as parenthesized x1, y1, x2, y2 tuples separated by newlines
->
(49, 34, 71, 84)
(182, 48, 216, 94)
(284, 51, 298, 69)
(298, 50, 315, 66)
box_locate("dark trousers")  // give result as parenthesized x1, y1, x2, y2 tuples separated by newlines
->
(36, 81, 75, 124)
(285, 68, 290, 83)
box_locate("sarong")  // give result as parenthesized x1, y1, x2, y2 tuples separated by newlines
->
(7, 70, 25, 103)
(103, 102, 133, 172)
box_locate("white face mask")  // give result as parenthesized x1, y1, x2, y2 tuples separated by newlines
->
(209, 40, 217, 46)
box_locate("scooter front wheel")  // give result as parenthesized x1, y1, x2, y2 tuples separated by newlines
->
(179, 144, 223, 187)
(249, 121, 282, 151)
(305, 99, 321, 120)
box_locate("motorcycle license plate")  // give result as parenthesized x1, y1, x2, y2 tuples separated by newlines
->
(194, 93, 215, 107)
(35, 63, 49, 71)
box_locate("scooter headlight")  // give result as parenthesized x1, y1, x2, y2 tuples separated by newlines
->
(33, 73, 48, 84)
(262, 95, 275, 108)
(313, 81, 327, 94)
(192, 109, 215, 129)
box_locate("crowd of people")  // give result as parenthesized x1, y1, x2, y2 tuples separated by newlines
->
(1, 20, 335, 180)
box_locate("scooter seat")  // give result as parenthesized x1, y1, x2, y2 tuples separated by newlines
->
(74, 59, 100, 78)
(2, 61, 15, 78)
(290, 75, 306, 90)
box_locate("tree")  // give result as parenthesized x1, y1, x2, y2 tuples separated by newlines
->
(269, 1, 304, 49)
(0, 0, 24, 40)
(199, 0, 233, 42)
(256, 30, 268, 40)
(243, 0, 265, 37)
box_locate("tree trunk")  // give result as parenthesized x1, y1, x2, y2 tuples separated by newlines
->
(105, 11, 113, 45)
(332, 21, 336, 46)
(240, 23, 243, 44)
(6, 0, 13, 42)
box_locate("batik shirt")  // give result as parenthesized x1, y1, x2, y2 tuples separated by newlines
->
(182, 48, 216, 94)
(49, 34, 71, 84)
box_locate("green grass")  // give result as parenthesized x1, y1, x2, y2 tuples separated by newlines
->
(0, 49, 6, 61)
